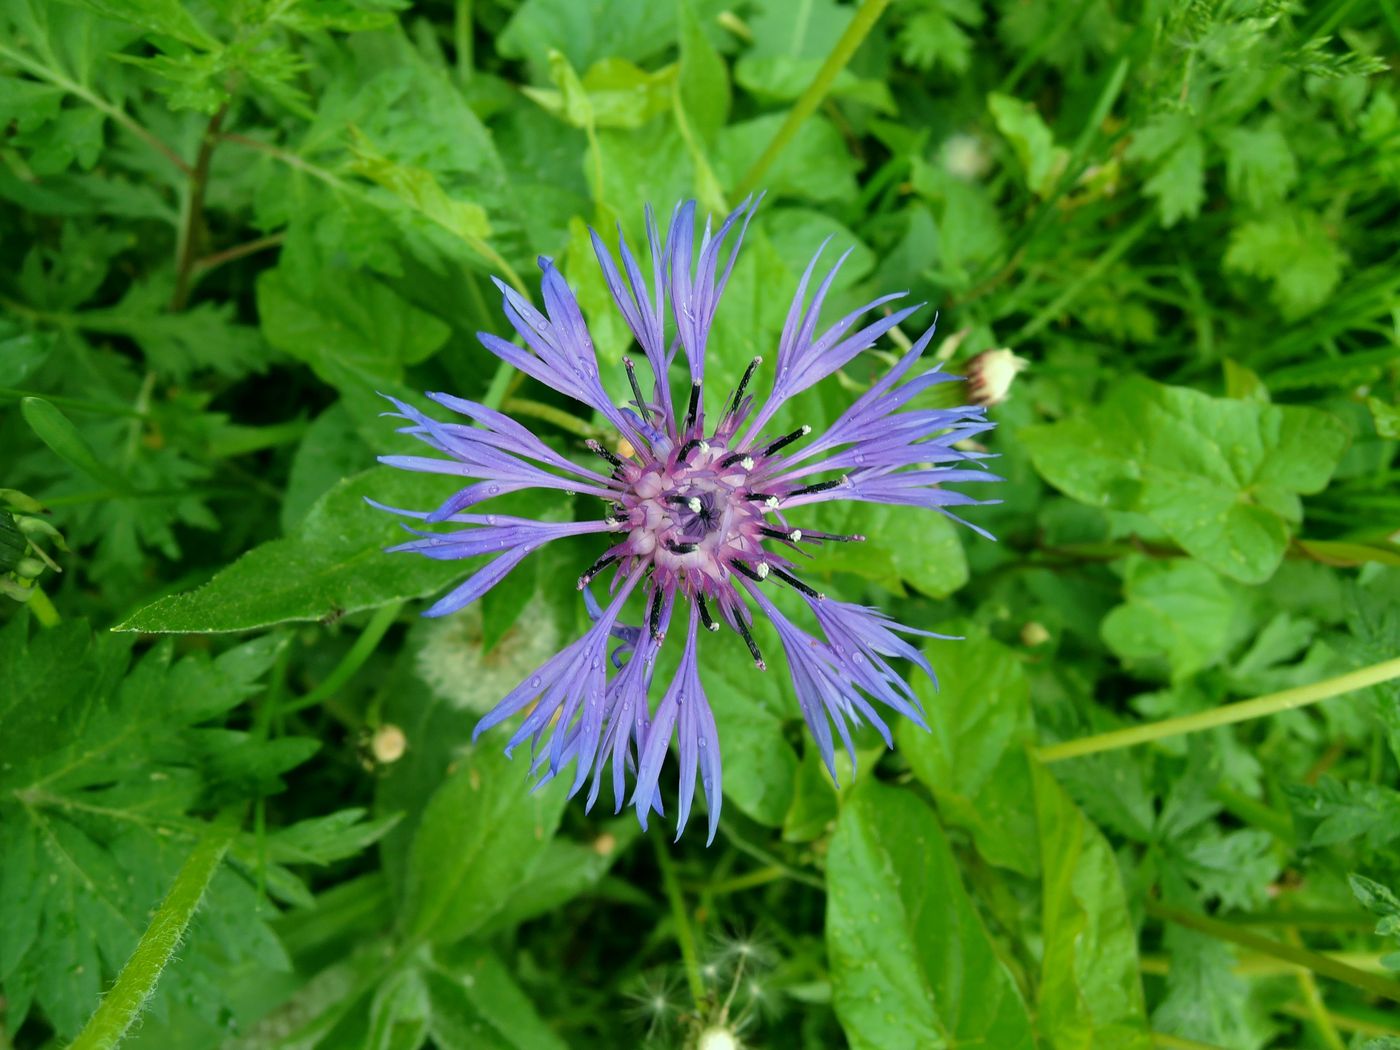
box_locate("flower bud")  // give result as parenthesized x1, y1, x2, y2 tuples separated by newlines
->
(371, 724, 407, 764)
(965, 348, 1029, 406)
(1020, 621, 1051, 647)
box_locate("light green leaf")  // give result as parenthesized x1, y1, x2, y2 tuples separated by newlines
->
(1033, 761, 1153, 1050)
(1125, 114, 1205, 227)
(809, 501, 968, 598)
(1023, 377, 1349, 583)
(1224, 209, 1348, 319)
(525, 55, 677, 130)
(988, 92, 1067, 197)
(827, 779, 1036, 1050)
(400, 746, 567, 945)
(1368, 397, 1400, 439)
(1217, 120, 1298, 209)
(677, 0, 730, 142)
(20, 396, 134, 494)
(897, 631, 1039, 875)
(114, 468, 466, 633)
(1101, 558, 1236, 681)
(349, 129, 493, 243)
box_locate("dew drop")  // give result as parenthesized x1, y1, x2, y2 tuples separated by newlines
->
(530, 675, 543, 689)
(487, 484, 501, 494)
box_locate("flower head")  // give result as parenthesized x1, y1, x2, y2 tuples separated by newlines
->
(376, 198, 998, 842)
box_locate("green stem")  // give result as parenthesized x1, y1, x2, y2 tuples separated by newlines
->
(283, 601, 403, 714)
(0, 388, 144, 418)
(1285, 927, 1347, 1050)
(1037, 656, 1400, 763)
(732, 0, 890, 198)
(1146, 901, 1400, 1004)
(69, 822, 237, 1050)
(26, 586, 61, 628)
(653, 835, 706, 1010)
(501, 397, 607, 440)
(171, 105, 229, 312)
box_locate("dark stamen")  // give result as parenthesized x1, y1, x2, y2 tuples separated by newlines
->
(745, 492, 779, 505)
(769, 566, 823, 600)
(649, 588, 665, 640)
(761, 426, 811, 457)
(578, 551, 618, 588)
(676, 438, 703, 462)
(726, 356, 762, 418)
(731, 559, 768, 583)
(718, 450, 751, 469)
(697, 594, 718, 632)
(801, 530, 865, 544)
(665, 540, 698, 554)
(623, 357, 649, 420)
(759, 525, 802, 543)
(665, 494, 702, 513)
(788, 477, 846, 499)
(734, 616, 765, 669)
(585, 438, 623, 468)
(684, 380, 702, 434)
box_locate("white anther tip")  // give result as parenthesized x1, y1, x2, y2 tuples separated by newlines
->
(741, 456, 754, 470)
(790, 529, 803, 542)
(756, 563, 770, 579)
(764, 496, 779, 509)
(800, 425, 812, 435)
(687, 497, 702, 513)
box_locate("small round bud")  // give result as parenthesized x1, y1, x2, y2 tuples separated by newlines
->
(371, 724, 407, 764)
(592, 832, 617, 856)
(965, 348, 1029, 406)
(698, 1026, 741, 1050)
(1020, 621, 1051, 647)
(13, 557, 45, 580)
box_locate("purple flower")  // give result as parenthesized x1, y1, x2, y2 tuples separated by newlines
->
(377, 198, 998, 843)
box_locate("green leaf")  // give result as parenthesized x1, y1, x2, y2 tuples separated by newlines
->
(896, 630, 1040, 875)
(114, 468, 468, 633)
(1367, 397, 1400, 439)
(809, 501, 968, 598)
(1032, 761, 1153, 1049)
(524, 55, 677, 130)
(400, 746, 567, 945)
(1224, 209, 1348, 319)
(1217, 120, 1298, 209)
(716, 114, 859, 203)
(20, 396, 134, 494)
(349, 129, 493, 244)
(365, 964, 430, 1050)
(1125, 113, 1205, 227)
(479, 822, 640, 934)
(697, 637, 798, 826)
(826, 778, 1036, 1050)
(677, 0, 730, 143)
(65, 0, 218, 48)
(1023, 377, 1350, 583)
(0, 619, 290, 1039)
(1101, 558, 1236, 681)
(988, 92, 1067, 197)
(425, 944, 569, 1050)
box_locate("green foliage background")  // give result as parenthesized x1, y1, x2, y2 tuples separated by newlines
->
(3, 0, 1400, 1047)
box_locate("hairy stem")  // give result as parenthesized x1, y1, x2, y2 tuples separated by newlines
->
(69, 822, 237, 1050)
(732, 0, 891, 198)
(1037, 655, 1400, 763)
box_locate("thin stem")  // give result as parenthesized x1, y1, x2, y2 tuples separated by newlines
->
(654, 836, 706, 1010)
(193, 232, 286, 275)
(732, 0, 890, 198)
(1284, 927, 1346, 1050)
(1152, 1034, 1227, 1050)
(1146, 901, 1400, 1004)
(1037, 655, 1400, 763)
(0, 43, 191, 175)
(501, 397, 608, 440)
(454, 0, 474, 86)
(25, 586, 61, 628)
(172, 105, 229, 311)
(283, 602, 403, 714)
(69, 821, 237, 1050)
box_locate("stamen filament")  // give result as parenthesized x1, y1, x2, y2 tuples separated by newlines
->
(761, 425, 811, 457)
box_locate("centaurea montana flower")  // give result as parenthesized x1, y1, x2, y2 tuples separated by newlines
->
(376, 198, 998, 842)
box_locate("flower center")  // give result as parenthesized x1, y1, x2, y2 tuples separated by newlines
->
(616, 442, 767, 592)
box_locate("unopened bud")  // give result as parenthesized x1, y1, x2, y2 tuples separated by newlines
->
(698, 1027, 741, 1050)
(616, 437, 636, 459)
(965, 348, 1029, 406)
(371, 724, 407, 764)
(1020, 621, 1050, 647)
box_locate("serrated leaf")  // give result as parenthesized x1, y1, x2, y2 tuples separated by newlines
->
(827, 778, 1036, 1050)
(988, 92, 1067, 197)
(1023, 377, 1349, 583)
(1101, 558, 1236, 681)
(1224, 210, 1348, 319)
(115, 468, 465, 633)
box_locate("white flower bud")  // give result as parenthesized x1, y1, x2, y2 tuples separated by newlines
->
(965, 348, 1029, 406)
